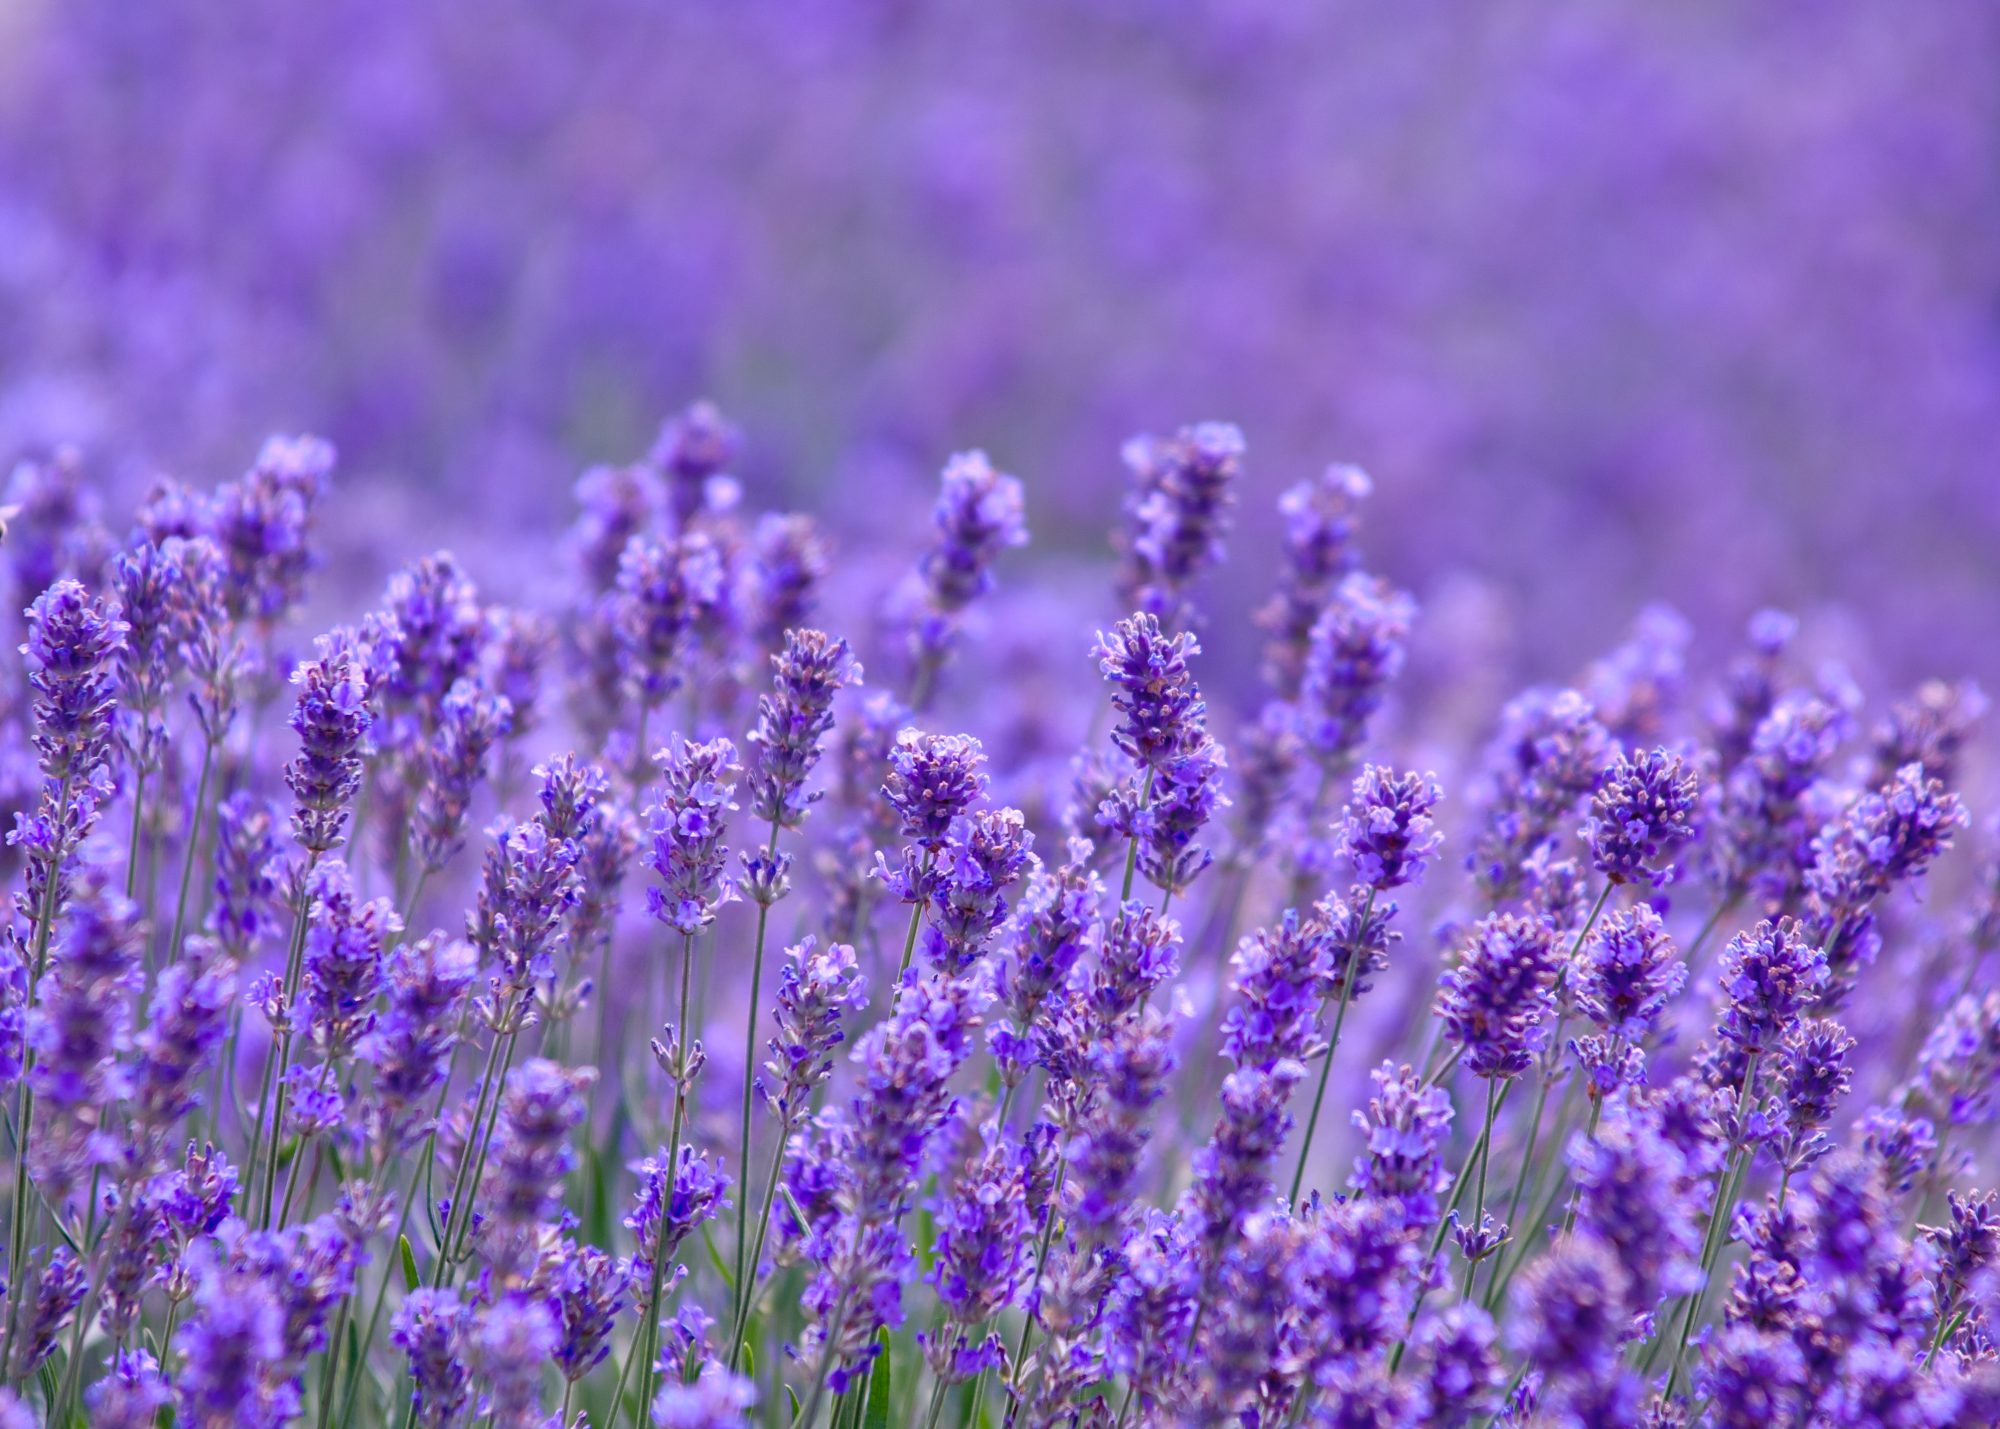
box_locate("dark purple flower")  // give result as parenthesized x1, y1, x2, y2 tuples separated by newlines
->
(85, 1350, 171, 1429)
(207, 434, 332, 628)
(1190, 1061, 1303, 1265)
(1435, 912, 1560, 1080)
(643, 735, 742, 934)
(1708, 692, 1850, 904)
(22, 577, 125, 792)
(990, 845, 1101, 1083)
(1257, 463, 1372, 699)
(1716, 917, 1827, 1063)
(746, 627, 862, 830)
(1338, 765, 1445, 891)
(1911, 991, 2000, 1129)
(3, 1246, 86, 1378)
(474, 1296, 560, 1429)
(375, 551, 488, 740)
(484, 1058, 593, 1235)
(617, 530, 725, 703)
(364, 932, 477, 1153)
(1094, 612, 1208, 773)
(1869, 677, 1988, 787)
(1808, 761, 1968, 917)
(1694, 1324, 1807, 1429)
(546, 1241, 632, 1383)
(1768, 1017, 1854, 1174)
(1221, 910, 1335, 1071)
(651, 398, 741, 530)
(28, 872, 144, 1189)
(627, 1145, 730, 1294)
(749, 512, 831, 651)
(881, 728, 988, 852)
(1466, 686, 1613, 902)
(907, 450, 1028, 679)
(1296, 572, 1415, 771)
(1581, 746, 1699, 888)
(1572, 904, 1686, 1044)
(1565, 1099, 1702, 1335)
(302, 858, 397, 1061)
(391, 1287, 475, 1429)
(760, 937, 867, 1128)
(1068, 1003, 1178, 1235)
(471, 816, 582, 991)
(131, 935, 237, 1145)
(1349, 1060, 1454, 1231)
(1412, 1304, 1504, 1429)
(1086, 900, 1181, 1029)
(284, 631, 374, 854)
(210, 791, 287, 960)
(921, 1126, 1033, 1382)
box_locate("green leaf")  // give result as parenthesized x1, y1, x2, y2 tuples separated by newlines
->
(862, 1329, 892, 1429)
(399, 1234, 421, 1292)
(785, 1384, 802, 1426)
(701, 1221, 737, 1292)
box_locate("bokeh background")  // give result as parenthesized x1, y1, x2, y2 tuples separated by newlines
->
(4, 0, 1997, 695)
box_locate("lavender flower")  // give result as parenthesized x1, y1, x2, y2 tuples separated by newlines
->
(652, 1364, 757, 1428)
(1435, 912, 1560, 1080)
(921, 1126, 1033, 1381)
(1565, 1100, 1702, 1335)
(749, 512, 831, 650)
(907, 450, 1028, 675)
(745, 628, 862, 830)
(652, 399, 741, 530)
(1716, 917, 1827, 1063)
(284, 632, 374, 853)
(472, 815, 582, 991)
(1808, 761, 1968, 921)
(1220, 911, 1335, 1071)
(210, 792, 286, 960)
(475, 1296, 560, 1429)
(21, 576, 124, 798)
(1768, 1017, 1855, 1174)
(1571, 904, 1686, 1043)
(1115, 421, 1244, 628)
(1296, 572, 1415, 771)
(881, 728, 988, 852)
(364, 933, 477, 1152)
(547, 1242, 632, 1382)
(131, 935, 237, 1144)
(301, 859, 397, 1061)
(1094, 613, 1207, 773)
(28, 874, 143, 1189)
(207, 434, 331, 628)
(376, 551, 489, 739)
(1349, 1061, 1455, 1231)
(3, 1246, 86, 1378)
(1337, 765, 1445, 890)
(618, 530, 725, 703)
(391, 1288, 475, 1429)
(1581, 746, 1699, 888)
(644, 735, 742, 934)
(415, 677, 513, 872)
(921, 807, 1033, 973)
(626, 1145, 730, 1291)
(1466, 687, 1613, 901)
(1257, 463, 1372, 699)
(1190, 1061, 1304, 1264)
(760, 937, 867, 1127)
(484, 1058, 593, 1235)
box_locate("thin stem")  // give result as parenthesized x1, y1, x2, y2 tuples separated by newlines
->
(1288, 888, 1375, 1205)
(735, 818, 784, 1337)
(1663, 1055, 1760, 1399)
(727, 1136, 794, 1373)
(633, 932, 697, 1423)
(252, 852, 323, 1230)
(1463, 1080, 1501, 1299)
(1007, 1156, 1070, 1410)
(166, 738, 218, 966)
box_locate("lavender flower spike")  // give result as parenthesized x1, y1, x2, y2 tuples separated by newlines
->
(1337, 764, 1445, 891)
(284, 631, 375, 854)
(1581, 745, 1699, 888)
(644, 735, 743, 934)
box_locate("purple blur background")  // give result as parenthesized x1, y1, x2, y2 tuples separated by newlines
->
(4, 0, 1996, 691)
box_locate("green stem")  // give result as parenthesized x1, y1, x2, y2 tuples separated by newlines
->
(252, 852, 322, 1229)
(728, 1137, 792, 1373)
(1287, 888, 1375, 1205)
(1663, 1056, 1760, 1399)
(734, 819, 784, 1336)
(633, 932, 696, 1424)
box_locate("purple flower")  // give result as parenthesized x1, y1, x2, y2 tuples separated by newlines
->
(760, 937, 867, 1128)
(22, 576, 125, 790)
(990, 846, 1101, 1083)
(1581, 746, 1699, 888)
(1068, 1004, 1178, 1235)
(414, 677, 513, 873)
(626, 1145, 731, 1292)
(881, 728, 988, 851)
(1349, 1061, 1454, 1231)
(921, 807, 1034, 973)
(210, 791, 287, 960)
(1565, 1099, 1702, 1335)
(471, 816, 582, 991)
(1583, 605, 1691, 746)
(1708, 692, 1850, 903)
(1911, 991, 2000, 1128)
(1115, 420, 1244, 629)
(1571, 904, 1686, 1043)
(749, 512, 831, 651)
(207, 434, 331, 628)
(391, 1288, 475, 1429)
(175, 1256, 295, 1429)
(546, 1241, 632, 1382)
(643, 735, 742, 934)
(1086, 900, 1181, 1029)
(1435, 912, 1560, 1080)
(111, 539, 193, 776)
(474, 1296, 561, 1429)
(1412, 1304, 1504, 1429)
(652, 1363, 757, 1428)
(1337, 765, 1445, 890)
(1190, 1060, 1303, 1265)
(745, 627, 862, 830)
(1869, 677, 1989, 787)
(1768, 1017, 1854, 1173)
(1808, 761, 1968, 917)
(906, 450, 1028, 685)
(651, 398, 741, 530)
(484, 1058, 593, 1235)
(28, 872, 144, 1189)
(1716, 917, 1827, 1062)
(1466, 687, 1613, 902)
(301, 859, 398, 1061)
(1129, 735, 1229, 896)
(284, 632, 375, 854)
(1257, 463, 1373, 699)
(131, 935, 237, 1145)
(364, 932, 477, 1153)
(3, 1246, 86, 1378)
(618, 530, 725, 703)
(375, 551, 489, 740)
(1094, 613, 1208, 773)
(1694, 1324, 1807, 1429)
(1221, 910, 1335, 1071)
(921, 1126, 1033, 1381)
(86, 1351, 171, 1429)
(1296, 571, 1415, 769)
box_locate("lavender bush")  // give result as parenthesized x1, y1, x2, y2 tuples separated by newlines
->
(0, 414, 1993, 1429)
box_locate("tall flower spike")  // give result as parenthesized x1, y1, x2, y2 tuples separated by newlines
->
(284, 631, 374, 854)
(651, 398, 741, 530)
(208, 434, 332, 628)
(1094, 613, 1207, 773)
(414, 677, 513, 873)
(617, 530, 725, 704)
(365, 933, 477, 1153)
(749, 512, 831, 650)
(1581, 745, 1699, 888)
(392, 1289, 474, 1429)
(1435, 912, 1561, 1081)
(745, 628, 862, 830)
(1337, 765, 1444, 891)
(1465, 687, 1611, 902)
(1296, 571, 1415, 772)
(1257, 462, 1372, 699)
(301, 860, 398, 1061)
(760, 937, 867, 1128)
(483, 1059, 593, 1236)
(22, 577, 126, 789)
(1571, 904, 1686, 1044)
(881, 729, 988, 852)
(376, 551, 488, 742)
(644, 736, 742, 934)
(1115, 420, 1244, 629)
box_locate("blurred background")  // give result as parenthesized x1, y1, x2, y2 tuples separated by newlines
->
(3, 0, 1997, 696)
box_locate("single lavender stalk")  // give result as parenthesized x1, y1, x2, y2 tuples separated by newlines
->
(904, 450, 1027, 710)
(1289, 765, 1442, 1202)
